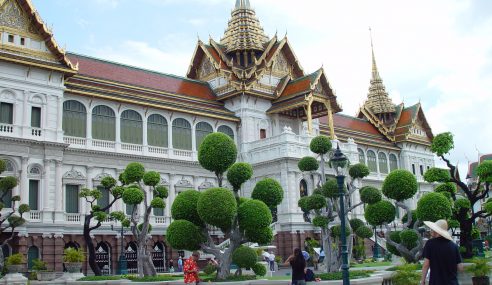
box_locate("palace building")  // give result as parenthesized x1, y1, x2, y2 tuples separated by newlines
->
(0, 0, 436, 274)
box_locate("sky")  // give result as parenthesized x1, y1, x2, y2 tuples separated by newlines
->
(31, 0, 492, 174)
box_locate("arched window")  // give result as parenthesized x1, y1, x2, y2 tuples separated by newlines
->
(195, 122, 213, 149)
(63, 100, 86, 138)
(218, 125, 234, 140)
(389, 154, 398, 172)
(300, 179, 308, 197)
(147, 114, 168, 148)
(378, 153, 388, 174)
(367, 150, 377, 172)
(172, 118, 192, 150)
(27, 246, 39, 269)
(121, 110, 143, 144)
(92, 106, 115, 141)
(358, 148, 365, 164)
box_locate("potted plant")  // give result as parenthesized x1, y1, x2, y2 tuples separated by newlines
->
(63, 247, 85, 273)
(466, 258, 491, 285)
(32, 259, 56, 281)
(5, 253, 24, 273)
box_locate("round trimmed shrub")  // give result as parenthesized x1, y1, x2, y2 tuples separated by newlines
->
(166, 220, 204, 250)
(137, 223, 153, 234)
(143, 171, 161, 186)
(11, 195, 20, 202)
(313, 216, 329, 229)
(110, 211, 125, 221)
(355, 226, 373, 239)
(119, 172, 128, 185)
(124, 162, 145, 183)
(477, 161, 492, 182)
(232, 246, 257, 269)
(95, 211, 108, 222)
(416, 192, 452, 222)
(307, 194, 326, 210)
(112, 186, 125, 197)
(454, 198, 471, 211)
(360, 186, 382, 204)
(387, 231, 402, 256)
(349, 218, 365, 232)
(364, 200, 396, 226)
(435, 182, 457, 194)
(0, 160, 6, 173)
(448, 219, 460, 229)
(198, 133, 237, 175)
(150, 197, 165, 209)
(0, 176, 17, 191)
(18, 204, 30, 214)
(8, 215, 25, 228)
(349, 163, 370, 179)
(252, 263, 267, 276)
(238, 200, 272, 231)
(484, 202, 492, 214)
(122, 187, 144, 205)
(171, 190, 202, 225)
(322, 179, 339, 198)
(310, 135, 332, 154)
(424, 168, 450, 183)
(330, 225, 351, 239)
(227, 163, 253, 190)
(382, 170, 418, 201)
(298, 157, 319, 172)
(197, 187, 237, 230)
(251, 178, 283, 208)
(245, 227, 273, 245)
(239, 197, 250, 205)
(312, 187, 323, 196)
(101, 176, 117, 188)
(154, 186, 169, 199)
(400, 230, 418, 250)
(298, 196, 310, 212)
(431, 132, 454, 156)
(203, 263, 217, 275)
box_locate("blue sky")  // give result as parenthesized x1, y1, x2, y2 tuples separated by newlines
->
(32, 0, 492, 172)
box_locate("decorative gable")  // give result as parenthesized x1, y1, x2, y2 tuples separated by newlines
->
(198, 57, 215, 80)
(272, 52, 289, 75)
(0, 0, 36, 34)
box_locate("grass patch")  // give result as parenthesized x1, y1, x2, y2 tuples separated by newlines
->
(201, 275, 257, 282)
(316, 270, 373, 280)
(386, 263, 422, 271)
(352, 261, 392, 268)
(128, 274, 182, 282)
(78, 276, 124, 281)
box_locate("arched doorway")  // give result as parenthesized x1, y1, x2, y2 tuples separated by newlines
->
(95, 242, 111, 275)
(152, 242, 167, 273)
(125, 242, 138, 274)
(27, 246, 40, 270)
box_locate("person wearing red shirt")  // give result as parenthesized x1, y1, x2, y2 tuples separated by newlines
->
(184, 251, 200, 284)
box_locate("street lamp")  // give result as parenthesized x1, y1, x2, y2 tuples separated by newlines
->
(329, 144, 350, 285)
(111, 224, 128, 275)
(373, 226, 380, 259)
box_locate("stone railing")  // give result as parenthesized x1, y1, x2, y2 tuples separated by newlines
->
(0, 124, 15, 134)
(65, 213, 82, 223)
(29, 210, 42, 222)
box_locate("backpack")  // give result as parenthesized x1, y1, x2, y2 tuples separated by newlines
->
(305, 268, 315, 282)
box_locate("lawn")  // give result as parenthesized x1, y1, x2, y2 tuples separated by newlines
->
(352, 261, 392, 268)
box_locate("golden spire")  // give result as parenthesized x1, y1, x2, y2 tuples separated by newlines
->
(221, 0, 269, 54)
(364, 28, 395, 115)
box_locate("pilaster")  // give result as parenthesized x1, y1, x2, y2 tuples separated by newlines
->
(42, 159, 53, 223)
(54, 160, 64, 222)
(20, 157, 28, 204)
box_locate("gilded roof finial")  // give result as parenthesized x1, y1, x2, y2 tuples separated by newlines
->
(364, 27, 396, 115)
(235, 0, 251, 10)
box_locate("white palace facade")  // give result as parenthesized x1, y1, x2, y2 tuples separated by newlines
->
(0, 0, 436, 274)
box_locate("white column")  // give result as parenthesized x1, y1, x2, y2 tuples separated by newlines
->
(84, 166, 93, 215)
(20, 157, 28, 204)
(168, 122, 173, 156)
(57, 97, 63, 141)
(115, 113, 121, 151)
(22, 91, 29, 136)
(42, 159, 53, 223)
(87, 110, 92, 140)
(167, 174, 175, 222)
(54, 160, 63, 222)
(142, 116, 148, 155)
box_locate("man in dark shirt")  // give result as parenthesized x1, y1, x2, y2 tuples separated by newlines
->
(421, 219, 463, 285)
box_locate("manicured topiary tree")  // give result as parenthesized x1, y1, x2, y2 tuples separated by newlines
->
(0, 160, 30, 272)
(362, 169, 452, 263)
(296, 136, 372, 272)
(232, 246, 257, 275)
(79, 175, 129, 276)
(167, 133, 283, 280)
(120, 163, 168, 277)
(423, 132, 492, 258)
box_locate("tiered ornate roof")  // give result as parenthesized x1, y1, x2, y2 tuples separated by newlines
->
(220, 0, 269, 53)
(364, 45, 395, 115)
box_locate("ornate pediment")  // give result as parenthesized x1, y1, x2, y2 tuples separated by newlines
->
(198, 57, 215, 80)
(93, 173, 111, 181)
(198, 181, 214, 190)
(63, 169, 85, 180)
(160, 178, 169, 186)
(0, 0, 37, 34)
(175, 179, 193, 189)
(273, 52, 289, 74)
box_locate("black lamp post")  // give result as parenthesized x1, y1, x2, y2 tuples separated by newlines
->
(329, 144, 350, 285)
(111, 224, 128, 275)
(373, 226, 380, 259)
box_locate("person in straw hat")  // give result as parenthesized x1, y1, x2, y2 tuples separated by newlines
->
(420, 219, 463, 285)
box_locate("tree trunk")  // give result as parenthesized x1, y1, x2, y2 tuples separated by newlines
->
(0, 247, 4, 273)
(460, 220, 473, 258)
(83, 215, 101, 276)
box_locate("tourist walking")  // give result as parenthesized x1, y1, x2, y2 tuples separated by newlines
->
(420, 219, 463, 285)
(184, 251, 201, 284)
(178, 256, 183, 272)
(168, 258, 174, 273)
(284, 248, 306, 285)
(268, 251, 276, 271)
